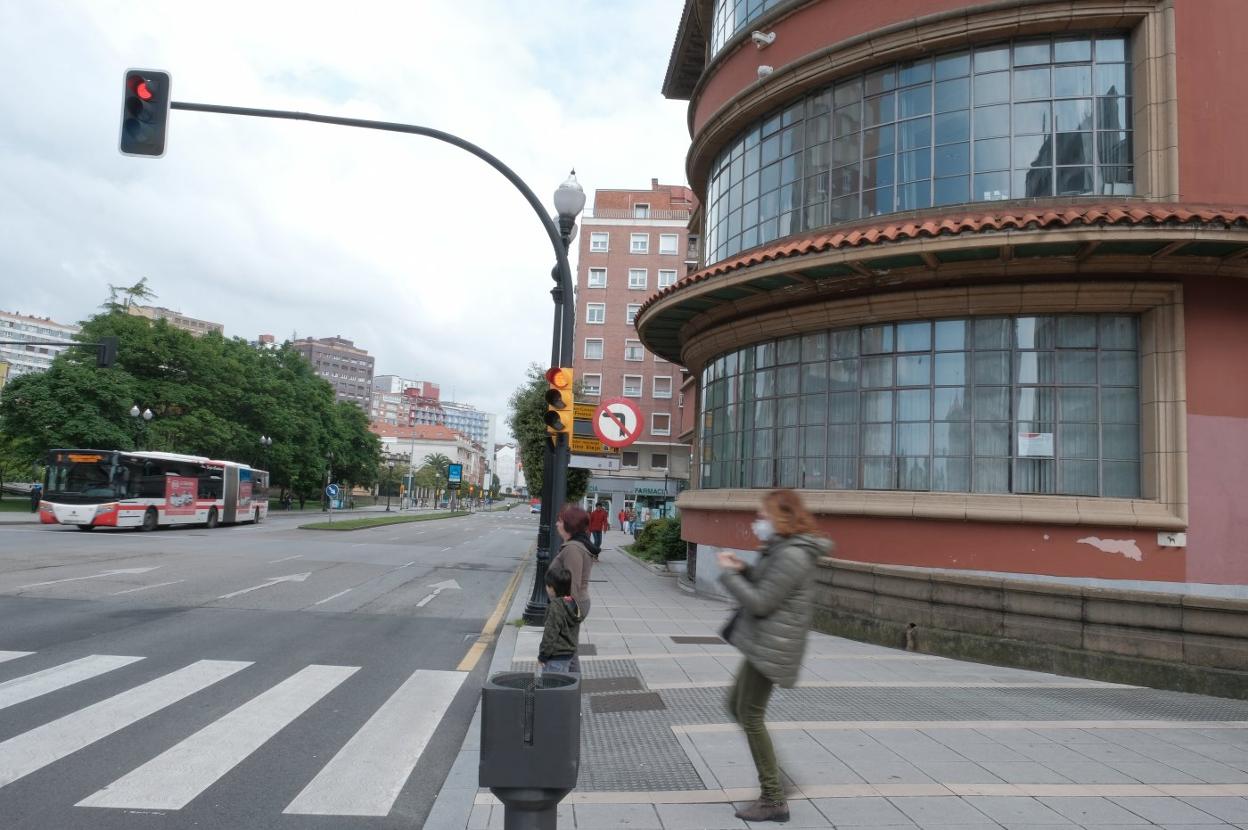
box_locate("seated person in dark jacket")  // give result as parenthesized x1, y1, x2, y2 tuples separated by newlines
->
(538, 564, 581, 674)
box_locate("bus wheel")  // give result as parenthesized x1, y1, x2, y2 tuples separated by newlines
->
(254, 507, 262, 524)
(76, 524, 96, 531)
(206, 508, 219, 529)
(141, 508, 158, 532)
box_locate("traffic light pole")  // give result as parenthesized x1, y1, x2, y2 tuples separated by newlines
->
(159, 100, 576, 624)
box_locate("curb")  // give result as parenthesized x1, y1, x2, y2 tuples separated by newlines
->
(424, 557, 534, 829)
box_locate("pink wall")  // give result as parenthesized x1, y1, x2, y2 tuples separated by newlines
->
(1175, 0, 1248, 204)
(682, 508, 1186, 581)
(1182, 277, 1248, 584)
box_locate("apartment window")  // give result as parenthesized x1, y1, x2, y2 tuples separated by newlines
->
(634, 204, 650, 219)
(658, 269, 678, 289)
(587, 268, 607, 288)
(628, 269, 648, 290)
(622, 451, 640, 468)
(623, 375, 643, 397)
(584, 338, 604, 360)
(630, 233, 649, 254)
(586, 303, 606, 324)
(625, 340, 644, 361)
(626, 304, 642, 325)
(583, 374, 602, 396)
(653, 376, 673, 398)
(659, 234, 679, 255)
(652, 413, 672, 436)
(590, 232, 609, 252)
(651, 452, 669, 469)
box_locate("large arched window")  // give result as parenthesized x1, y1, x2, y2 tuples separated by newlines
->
(704, 35, 1133, 265)
(699, 314, 1141, 498)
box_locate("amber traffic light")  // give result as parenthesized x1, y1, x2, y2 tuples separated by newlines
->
(543, 367, 574, 444)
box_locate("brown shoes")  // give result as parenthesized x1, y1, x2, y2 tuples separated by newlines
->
(734, 797, 790, 822)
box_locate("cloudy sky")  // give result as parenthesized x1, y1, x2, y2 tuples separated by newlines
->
(0, 1, 690, 436)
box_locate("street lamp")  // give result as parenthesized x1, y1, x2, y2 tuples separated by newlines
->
(385, 459, 395, 512)
(523, 171, 585, 626)
(129, 405, 153, 450)
(259, 435, 272, 468)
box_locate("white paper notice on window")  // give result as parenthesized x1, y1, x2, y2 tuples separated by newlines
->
(1017, 432, 1055, 457)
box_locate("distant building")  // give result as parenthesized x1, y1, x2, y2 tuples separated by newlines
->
(127, 304, 223, 337)
(494, 443, 526, 494)
(371, 422, 490, 492)
(293, 336, 375, 408)
(0, 310, 81, 380)
(441, 400, 497, 454)
(573, 179, 697, 519)
(250, 333, 278, 350)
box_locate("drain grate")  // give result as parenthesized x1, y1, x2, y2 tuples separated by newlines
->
(670, 636, 725, 645)
(591, 692, 666, 714)
(582, 676, 644, 695)
(578, 643, 598, 656)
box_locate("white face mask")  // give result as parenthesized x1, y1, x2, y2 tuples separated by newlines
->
(751, 517, 775, 542)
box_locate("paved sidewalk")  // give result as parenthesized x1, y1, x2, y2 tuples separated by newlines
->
(437, 529, 1248, 829)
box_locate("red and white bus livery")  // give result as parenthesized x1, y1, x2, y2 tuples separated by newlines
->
(39, 449, 270, 531)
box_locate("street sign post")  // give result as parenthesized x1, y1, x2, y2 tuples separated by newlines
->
(324, 483, 339, 524)
(593, 398, 644, 449)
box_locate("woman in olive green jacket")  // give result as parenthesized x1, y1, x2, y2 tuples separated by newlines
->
(718, 489, 833, 823)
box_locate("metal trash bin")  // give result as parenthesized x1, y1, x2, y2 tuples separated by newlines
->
(480, 671, 581, 829)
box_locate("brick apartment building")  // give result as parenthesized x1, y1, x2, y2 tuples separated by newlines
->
(293, 336, 375, 408)
(573, 179, 699, 519)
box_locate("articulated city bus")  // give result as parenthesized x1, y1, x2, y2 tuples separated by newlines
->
(39, 449, 269, 531)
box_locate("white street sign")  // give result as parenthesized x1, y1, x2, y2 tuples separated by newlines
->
(593, 398, 643, 448)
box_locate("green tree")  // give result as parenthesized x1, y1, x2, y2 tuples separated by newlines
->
(506, 364, 589, 502)
(490, 472, 501, 499)
(0, 296, 380, 502)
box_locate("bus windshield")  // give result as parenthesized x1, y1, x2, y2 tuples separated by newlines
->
(44, 451, 128, 504)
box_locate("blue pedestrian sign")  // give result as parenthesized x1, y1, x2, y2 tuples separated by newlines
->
(325, 483, 340, 498)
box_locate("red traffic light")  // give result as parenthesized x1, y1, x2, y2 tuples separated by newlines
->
(545, 367, 573, 388)
(136, 81, 154, 101)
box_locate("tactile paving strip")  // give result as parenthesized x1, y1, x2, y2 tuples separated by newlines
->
(591, 692, 666, 714)
(656, 685, 1248, 724)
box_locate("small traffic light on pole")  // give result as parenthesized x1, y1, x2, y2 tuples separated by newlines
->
(96, 336, 119, 368)
(543, 367, 574, 445)
(120, 69, 171, 157)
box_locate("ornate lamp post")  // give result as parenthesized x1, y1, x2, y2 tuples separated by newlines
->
(523, 171, 585, 625)
(129, 405, 153, 450)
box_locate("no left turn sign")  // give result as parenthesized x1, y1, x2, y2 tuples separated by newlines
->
(593, 398, 643, 448)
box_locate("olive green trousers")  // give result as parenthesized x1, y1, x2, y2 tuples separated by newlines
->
(726, 659, 781, 800)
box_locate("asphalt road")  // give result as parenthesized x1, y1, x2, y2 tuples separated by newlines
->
(0, 506, 535, 829)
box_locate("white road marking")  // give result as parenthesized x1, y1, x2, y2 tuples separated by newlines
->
(17, 567, 160, 590)
(400, 562, 415, 568)
(415, 579, 461, 608)
(78, 664, 358, 810)
(110, 580, 186, 596)
(0, 660, 249, 789)
(313, 589, 352, 606)
(283, 669, 466, 816)
(0, 652, 33, 665)
(440, 547, 452, 552)
(0, 655, 144, 711)
(269, 554, 303, 564)
(217, 572, 311, 600)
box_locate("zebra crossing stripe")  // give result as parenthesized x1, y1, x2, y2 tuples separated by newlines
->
(0, 660, 250, 790)
(0, 651, 33, 665)
(0, 655, 145, 712)
(79, 664, 359, 810)
(283, 669, 466, 816)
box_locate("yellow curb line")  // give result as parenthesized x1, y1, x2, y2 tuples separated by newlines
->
(456, 545, 532, 672)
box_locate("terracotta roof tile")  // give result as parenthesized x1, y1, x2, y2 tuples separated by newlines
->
(637, 203, 1248, 320)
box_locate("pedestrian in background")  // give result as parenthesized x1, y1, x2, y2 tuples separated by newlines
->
(716, 489, 832, 823)
(549, 504, 598, 671)
(29, 483, 42, 513)
(588, 502, 608, 549)
(617, 507, 628, 535)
